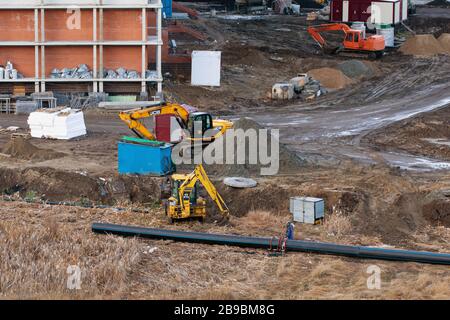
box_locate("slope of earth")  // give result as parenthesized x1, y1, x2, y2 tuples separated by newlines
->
(363, 106, 450, 161)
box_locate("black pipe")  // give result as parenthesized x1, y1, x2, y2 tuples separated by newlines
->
(92, 223, 450, 266)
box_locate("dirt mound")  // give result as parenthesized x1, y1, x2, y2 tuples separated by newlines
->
(438, 33, 450, 53)
(222, 45, 272, 67)
(2, 137, 65, 161)
(203, 117, 305, 177)
(0, 166, 164, 204)
(338, 60, 374, 79)
(399, 34, 447, 57)
(308, 67, 354, 90)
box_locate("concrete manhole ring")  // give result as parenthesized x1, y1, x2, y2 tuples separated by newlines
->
(223, 177, 258, 189)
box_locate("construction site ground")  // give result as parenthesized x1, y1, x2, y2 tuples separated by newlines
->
(1, 6, 450, 299)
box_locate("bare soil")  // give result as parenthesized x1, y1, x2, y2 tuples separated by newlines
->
(364, 107, 450, 162)
(1, 11, 450, 299)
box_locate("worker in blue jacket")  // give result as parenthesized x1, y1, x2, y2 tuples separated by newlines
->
(285, 221, 295, 240)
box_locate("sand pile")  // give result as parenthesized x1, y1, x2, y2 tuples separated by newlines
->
(308, 67, 353, 90)
(338, 60, 374, 79)
(438, 33, 450, 54)
(203, 117, 305, 177)
(399, 34, 447, 57)
(2, 137, 65, 161)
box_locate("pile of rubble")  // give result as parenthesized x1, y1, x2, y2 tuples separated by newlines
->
(270, 73, 327, 101)
(0, 61, 25, 80)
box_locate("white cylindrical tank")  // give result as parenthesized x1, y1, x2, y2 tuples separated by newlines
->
(351, 22, 366, 39)
(11, 69, 18, 80)
(4, 69, 11, 80)
(377, 27, 395, 47)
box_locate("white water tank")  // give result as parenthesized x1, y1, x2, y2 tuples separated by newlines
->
(351, 22, 366, 39)
(377, 27, 395, 47)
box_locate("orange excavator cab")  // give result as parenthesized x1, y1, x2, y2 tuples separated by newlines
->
(308, 23, 385, 59)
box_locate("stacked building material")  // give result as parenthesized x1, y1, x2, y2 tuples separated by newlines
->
(50, 64, 93, 80)
(28, 108, 87, 140)
(104, 68, 141, 79)
(0, 61, 24, 80)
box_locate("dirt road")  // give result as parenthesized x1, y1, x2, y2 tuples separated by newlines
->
(237, 55, 450, 170)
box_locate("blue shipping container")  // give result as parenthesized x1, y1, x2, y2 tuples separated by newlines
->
(162, 0, 172, 18)
(118, 141, 175, 176)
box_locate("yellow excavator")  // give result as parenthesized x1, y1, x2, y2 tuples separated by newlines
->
(119, 103, 233, 144)
(165, 164, 230, 223)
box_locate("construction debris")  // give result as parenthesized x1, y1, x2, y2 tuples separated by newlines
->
(271, 73, 328, 100)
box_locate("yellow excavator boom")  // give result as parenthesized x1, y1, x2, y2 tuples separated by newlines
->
(178, 164, 230, 218)
(119, 103, 233, 143)
(119, 103, 192, 140)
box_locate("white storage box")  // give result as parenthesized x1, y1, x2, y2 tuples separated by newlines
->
(290, 197, 324, 224)
(191, 51, 221, 87)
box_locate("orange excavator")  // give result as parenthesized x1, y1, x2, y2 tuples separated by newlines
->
(307, 23, 385, 59)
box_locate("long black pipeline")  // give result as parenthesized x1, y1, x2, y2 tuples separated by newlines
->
(92, 223, 450, 266)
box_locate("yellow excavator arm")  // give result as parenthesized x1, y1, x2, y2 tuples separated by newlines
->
(119, 103, 233, 143)
(178, 164, 230, 218)
(119, 103, 192, 140)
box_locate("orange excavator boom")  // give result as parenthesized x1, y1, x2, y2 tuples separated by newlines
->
(308, 23, 351, 48)
(307, 23, 352, 48)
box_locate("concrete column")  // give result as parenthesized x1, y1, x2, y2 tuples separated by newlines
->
(99, 8, 104, 93)
(157, 7, 163, 93)
(34, 9, 39, 93)
(141, 8, 147, 93)
(93, 8, 98, 92)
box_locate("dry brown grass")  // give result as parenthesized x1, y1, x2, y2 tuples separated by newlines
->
(324, 212, 352, 238)
(0, 201, 449, 299)
(0, 213, 142, 299)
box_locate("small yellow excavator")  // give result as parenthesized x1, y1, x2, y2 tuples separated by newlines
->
(119, 103, 233, 144)
(165, 164, 230, 223)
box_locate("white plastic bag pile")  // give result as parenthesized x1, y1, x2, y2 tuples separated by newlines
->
(28, 108, 87, 140)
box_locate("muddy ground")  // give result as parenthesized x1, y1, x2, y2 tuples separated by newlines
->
(1, 7, 450, 299)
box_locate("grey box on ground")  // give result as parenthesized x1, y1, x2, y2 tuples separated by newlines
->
(290, 197, 324, 224)
(15, 101, 39, 115)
